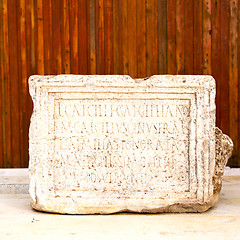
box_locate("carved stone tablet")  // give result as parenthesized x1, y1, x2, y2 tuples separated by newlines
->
(29, 75, 232, 214)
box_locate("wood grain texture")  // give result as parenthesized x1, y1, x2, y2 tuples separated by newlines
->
(96, 0, 105, 74)
(184, 0, 193, 74)
(136, 0, 146, 78)
(89, 0, 96, 74)
(8, 0, 21, 167)
(0, 0, 3, 165)
(238, 0, 240, 167)
(211, 0, 221, 128)
(79, 0, 88, 74)
(121, 0, 128, 75)
(2, 0, 12, 167)
(36, 0, 44, 74)
(1, 0, 240, 167)
(113, 0, 119, 74)
(193, 0, 203, 74)
(203, 0, 211, 74)
(220, 0, 230, 135)
(62, 0, 70, 73)
(229, 0, 238, 166)
(19, 0, 28, 167)
(104, 0, 113, 74)
(176, 0, 185, 74)
(167, 0, 176, 74)
(69, 0, 78, 73)
(127, 0, 137, 78)
(157, 0, 167, 74)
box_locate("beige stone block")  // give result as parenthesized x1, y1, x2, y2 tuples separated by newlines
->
(28, 75, 233, 214)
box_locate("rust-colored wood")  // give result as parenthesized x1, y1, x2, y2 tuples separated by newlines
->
(193, 0, 203, 74)
(203, 0, 211, 75)
(238, 0, 240, 167)
(8, 0, 21, 167)
(157, 0, 167, 74)
(127, 0, 137, 78)
(89, 0, 96, 74)
(136, 0, 146, 78)
(176, 0, 185, 74)
(121, 0, 128, 75)
(1, 0, 240, 167)
(184, 0, 193, 74)
(167, 0, 176, 74)
(62, 0, 70, 73)
(0, 0, 3, 165)
(18, 0, 27, 167)
(229, 0, 238, 166)
(69, 0, 78, 74)
(52, 0, 62, 74)
(79, 0, 88, 74)
(36, 0, 44, 74)
(146, 0, 158, 77)
(104, 0, 113, 74)
(211, 0, 221, 128)
(96, 0, 105, 74)
(2, 0, 11, 167)
(220, 0, 230, 136)
(43, 0, 52, 74)
(113, 0, 119, 74)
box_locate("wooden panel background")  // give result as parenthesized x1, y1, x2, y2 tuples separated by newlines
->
(0, 0, 240, 167)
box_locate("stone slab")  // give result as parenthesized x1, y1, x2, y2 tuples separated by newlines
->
(29, 75, 220, 214)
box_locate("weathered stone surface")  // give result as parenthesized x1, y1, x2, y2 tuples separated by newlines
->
(28, 75, 232, 214)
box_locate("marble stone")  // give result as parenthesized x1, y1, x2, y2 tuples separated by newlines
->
(28, 75, 233, 214)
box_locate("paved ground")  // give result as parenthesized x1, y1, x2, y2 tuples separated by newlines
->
(0, 168, 239, 240)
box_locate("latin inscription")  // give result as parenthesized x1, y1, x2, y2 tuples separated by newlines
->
(53, 99, 191, 193)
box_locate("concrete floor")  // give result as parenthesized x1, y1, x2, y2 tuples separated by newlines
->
(0, 168, 240, 240)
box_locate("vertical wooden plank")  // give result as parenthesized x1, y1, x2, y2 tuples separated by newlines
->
(127, 0, 137, 78)
(113, 0, 119, 74)
(79, 0, 88, 74)
(2, 0, 11, 167)
(122, 0, 128, 74)
(62, 0, 70, 73)
(220, 0, 230, 135)
(158, 0, 167, 74)
(136, 0, 146, 78)
(203, 0, 211, 74)
(36, 0, 44, 74)
(52, 0, 62, 74)
(193, 0, 203, 74)
(16, 0, 23, 166)
(176, 0, 185, 74)
(19, 0, 29, 167)
(31, 0, 36, 74)
(104, 0, 113, 74)
(26, 0, 35, 165)
(238, 0, 240, 166)
(96, 0, 105, 74)
(8, 0, 21, 167)
(118, 1, 123, 74)
(89, 0, 96, 74)
(167, 0, 176, 74)
(0, 0, 4, 166)
(211, 0, 221, 127)
(229, 0, 238, 166)
(146, 0, 158, 77)
(43, 0, 52, 74)
(184, 0, 193, 74)
(26, 0, 34, 75)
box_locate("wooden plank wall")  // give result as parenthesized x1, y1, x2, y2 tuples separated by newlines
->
(0, 0, 240, 167)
